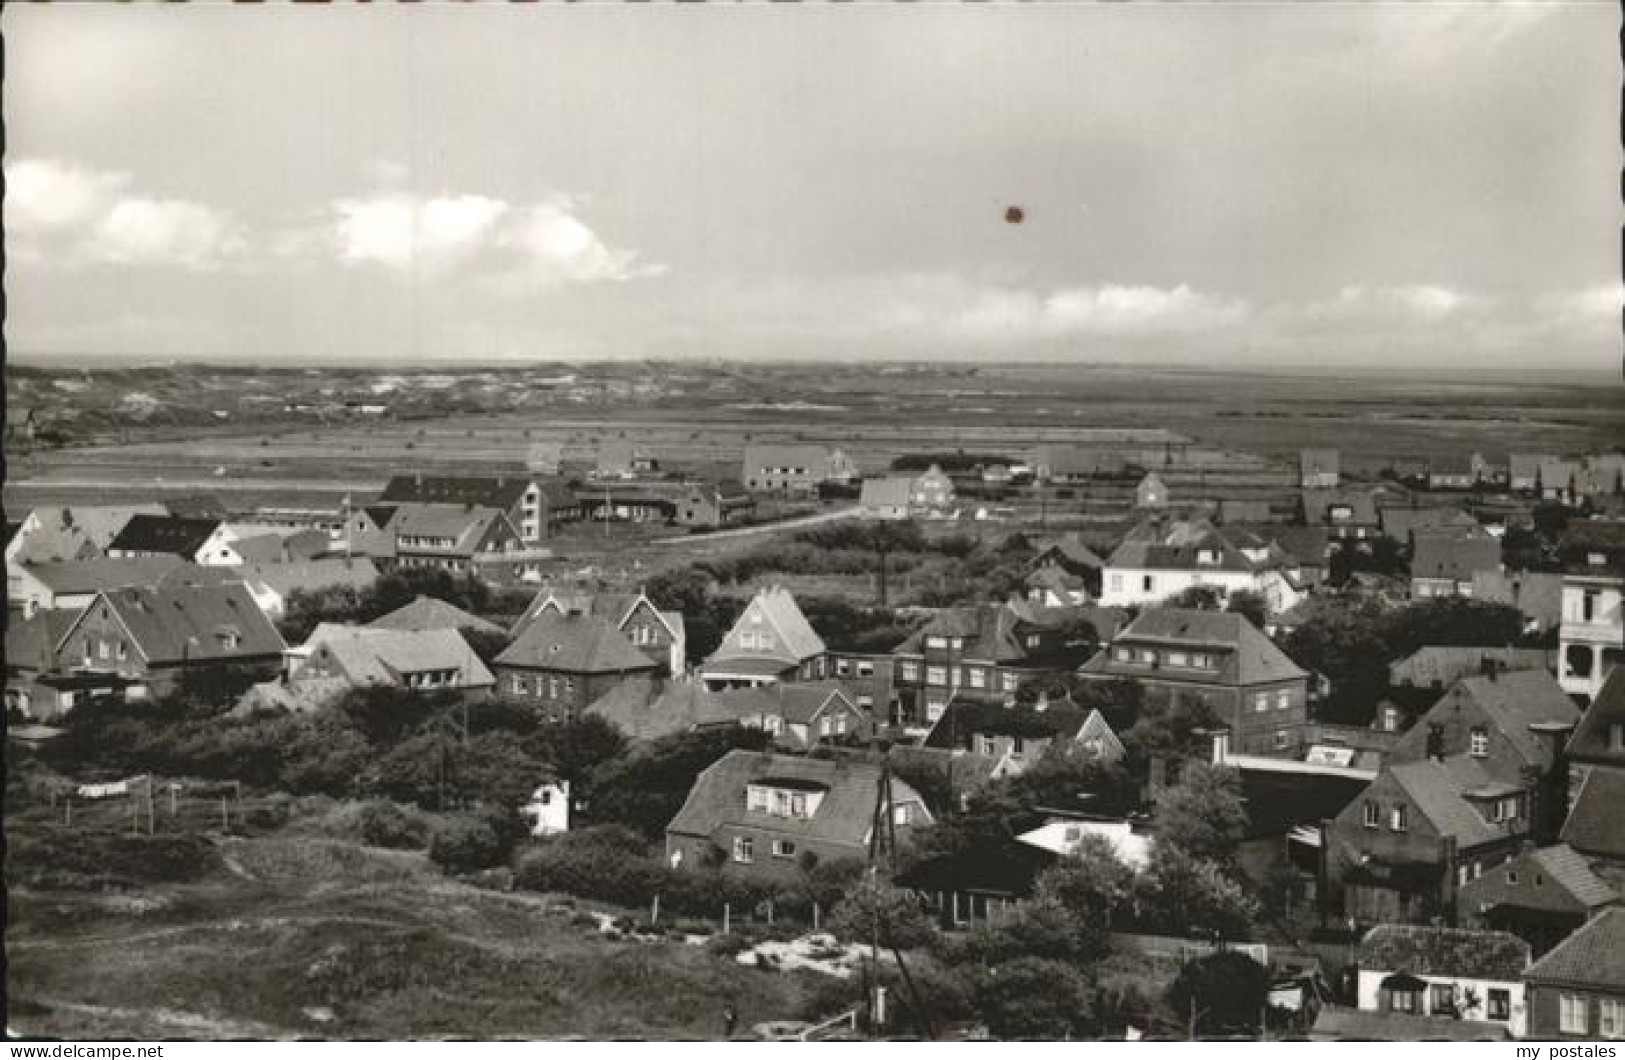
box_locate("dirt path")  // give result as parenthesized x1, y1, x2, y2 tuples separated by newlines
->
(12, 998, 291, 1040)
(648, 505, 863, 545)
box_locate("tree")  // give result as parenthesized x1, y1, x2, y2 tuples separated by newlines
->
(1165, 585, 1224, 612)
(1153, 762, 1248, 866)
(529, 715, 627, 795)
(971, 958, 1098, 1040)
(1138, 845, 1259, 940)
(1167, 951, 1271, 1038)
(825, 874, 936, 951)
(1224, 590, 1268, 630)
(584, 724, 769, 837)
(1033, 834, 1137, 942)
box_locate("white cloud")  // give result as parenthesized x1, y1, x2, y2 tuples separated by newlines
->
(330, 189, 660, 289)
(4, 157, 246, 270)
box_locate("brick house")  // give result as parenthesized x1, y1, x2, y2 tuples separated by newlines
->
(54, 582, 286, 701)
(494, 610, 659, 723)
(1523, 907, 1625, 1039)
(377, 503, 529, 579)
(514, 589, 686, 676)
(1076, 608, 1310, 756)
(1459, 844, 1617, 957)
(1410, 532, 1501, 600)
(379, 473, 577, 545)
(665, 750, 931, 882)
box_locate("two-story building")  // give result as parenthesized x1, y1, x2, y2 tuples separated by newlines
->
(1076, 608, 1310, 756)
(514, 589, 686, 676)
(1301, 449, 1341, 489)
(1099, 518, 1306, 615)
(378, 473, 577, 545)
(665, 750, 931, 882)
(54, 582, 286, 701)
(494, 610, 659, 723)
(741, 444, 857, 495)
(378, 503, 532, 580)
(1410, 531, 1501, 600)
(1556, 522, 1625, 700)
(1459, 844, 1618, 957)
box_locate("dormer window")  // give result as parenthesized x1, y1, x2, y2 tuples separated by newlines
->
(1197, 549, 1218, 565)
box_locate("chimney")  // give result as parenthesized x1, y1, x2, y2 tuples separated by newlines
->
(1529, 720, 1576, 845)
(1426, 723, 1445, 763)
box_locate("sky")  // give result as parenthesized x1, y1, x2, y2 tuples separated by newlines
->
(4, 3, 1621, 369)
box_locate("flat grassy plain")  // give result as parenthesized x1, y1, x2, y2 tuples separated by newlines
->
(10, 364, 1619, 517)
(6, 822, 818, 1040)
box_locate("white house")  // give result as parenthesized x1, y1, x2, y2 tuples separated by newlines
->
(1355, 925, 1532, 1039)
(1100, 518, 1306, 614)
(1018, 816, 1154, 871)
(1560, 570, 1624, 700)
(523, 779, 571, 836)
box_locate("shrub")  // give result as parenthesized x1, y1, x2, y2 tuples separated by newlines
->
(359, 800, 430, 849)
(428, 815, 504, 874)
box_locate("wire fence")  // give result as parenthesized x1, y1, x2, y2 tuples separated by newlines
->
(19, 774, 249, 837)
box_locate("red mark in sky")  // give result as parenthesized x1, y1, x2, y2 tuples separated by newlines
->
(1004, 206, 1025, 224)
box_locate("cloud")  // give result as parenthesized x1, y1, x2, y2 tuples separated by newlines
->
(4, 158, 246, 269)
(1296, 284, 1490, 324)
(330, 189, 661, 289)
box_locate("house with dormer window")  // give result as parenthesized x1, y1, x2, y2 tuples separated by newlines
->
(699, 586, 826, 689)
(513, 588, 686, 676)
(665, 750, 931, 882)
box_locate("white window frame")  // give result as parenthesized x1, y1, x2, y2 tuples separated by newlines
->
(1470, 728, 1489, 758)
(732, 837, 754, 864)
(1600, 1000, 1623, 1039)
(772, 839, 796, 859)
(1390, 805, 1408, 832)
(1363, 801, 1380, 829)
(1561, 995, 1589, 1035)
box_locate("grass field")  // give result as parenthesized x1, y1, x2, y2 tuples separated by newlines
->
(5, 823, 820, 1040)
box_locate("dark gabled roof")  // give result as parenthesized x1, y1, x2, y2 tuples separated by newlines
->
(1311, 1005, 1509, 1042)
(895, 839, 1057, 896)
(894, 603, 1027, 663)
(1524, 907, 1625, 989)
(1079, 607, 1308, 686)
(922, 697, 1087, 750)
(1030, 537, 1105, 569)
(1379, 505, 1479, 540)
(713, 681, 859, 727)
(5, 607, 84, 673)
(1385, 756, 1503, 848)
(1440, 669, 1580, 772)
(1411, 534, 1500, 583)
(1359, 924, 1530, 981)
(1388, 646, 1554, 690)
(1246, 525, 1330, 567)
(666, 749, 930, 845)
(1562, 768, 1625, 860)
(106, 515, 221, 557)
(379, 474, 535, 511)
(1236, 767, 1369, 840)
(584, 675, 741, 743)
(89, 582, 286, 664)
(231, 529, 334, 565)
(1568, 667, 1625, 766)
(1461, 844, 1618, 917)
(495, 610, 657, 674)
(366, 594, 507, 637)
(17, 556, 190, 595)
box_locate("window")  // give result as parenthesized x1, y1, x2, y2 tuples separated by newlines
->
(835, 713, 848, 735)
(740, 631, 756, 650)
(1274, 729, 1290, 750)
(1611, 724, 1625, 753)
(894, 804, 914, 826)
(1364, 801, 1380, 829)
(968, 668, 987, 689)
(1002, 672, 1019, 692)
(926, 666, 948, 686)
(1142, 575, 1154, 593)
(1276, 690, 1291, 710)
(1389, 987, 1420, 1015)
(1115, 647, 1133, 662)
(772, 840, 796, 859)
(901, 662, 919, 682)
(115, 641, 128, 661)
(1390, 805, 1408, 832)
(1601, 1000, 1623, 1039)
(836, 659, 851, 676)
(981, 737, 997, 757)
(857, 661, 874, 678)
(1508, 870, 1519, 885)
(1430, 984, 1456, 1015)
(732, 837, 754, 864)
(1254, 693, 1269, 713)
(747, 787, 770, 812)
(1012, 735, 1025, 757)
(757, 634, 774, 651)
(511, 674, 527, 695)
(820, 716, 833, 737)
(1470, 727, 1489, 758)
(1382, 706, 1401, 732)
(926, 697, 946, 722)
(547, 676, 561, 699)
(97, 638, 110, 660)
(926, 635, 948, 650)
(1168, 651, 1189, 667)
(1025, 634, 1040, 649)
(1561, 995, 1590, 1035)
(1488, 989, 1511, 1022)
(1110, 574, 1123, 593)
